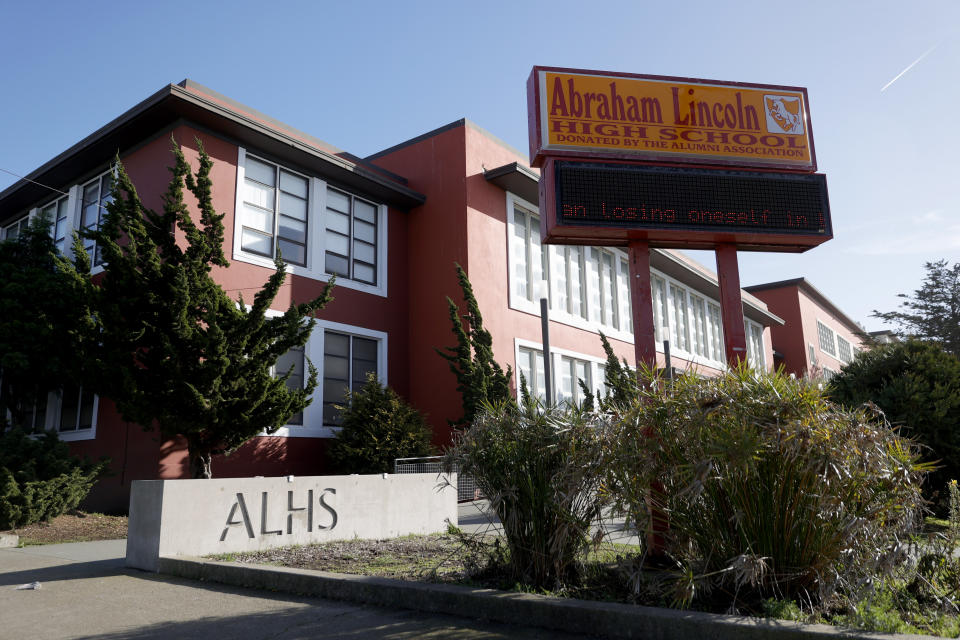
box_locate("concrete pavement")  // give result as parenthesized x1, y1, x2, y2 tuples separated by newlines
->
(0, 539, 594, 640)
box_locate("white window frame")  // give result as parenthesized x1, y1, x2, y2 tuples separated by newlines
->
(837, 335, 852, 364)
(817, 320, 837, 358)
(3, 385, 99, 442)
(265, 313, 388, 439)
(2, 214, 31, 241)
(514, 338, 611, 405)
(233, 148, 388, 297)
(745, 320, 766, 370)
(506, 192, 635, 344)
(504, 192, 770, 372)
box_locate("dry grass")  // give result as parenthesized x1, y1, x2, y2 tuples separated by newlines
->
(1, 511, 127, 545)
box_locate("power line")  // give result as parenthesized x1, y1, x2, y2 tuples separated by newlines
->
(0, 167, 70, 197)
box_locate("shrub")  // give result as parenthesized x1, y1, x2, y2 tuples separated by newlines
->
(326, 374, 435, 475)
(444, 401, 608, 590)
(602, 366, 928, 608)
(0, 429, 107, 529)
(828, 339, 960, 505)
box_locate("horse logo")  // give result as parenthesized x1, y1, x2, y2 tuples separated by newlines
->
(764, 95, 804, 134)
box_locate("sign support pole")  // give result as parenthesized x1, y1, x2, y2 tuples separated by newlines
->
(627, 239, 657, 370)
(715, 243, 748, 367)
(627, 239, 668, 554)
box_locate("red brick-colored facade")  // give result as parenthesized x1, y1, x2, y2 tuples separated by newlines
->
(745, 278, 867, 377)
(1, 81, 783, 512)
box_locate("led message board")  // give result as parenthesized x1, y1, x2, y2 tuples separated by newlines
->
(527, 67, 815, 172)
(539, 159, 832, 252)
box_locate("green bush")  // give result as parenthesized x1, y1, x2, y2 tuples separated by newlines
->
(0, 429, 107, 529)
(444, 401, 608, 590)
(602, 366, 928, 607)
(828, 339, 960, 505)
(326, 374, 435, 474)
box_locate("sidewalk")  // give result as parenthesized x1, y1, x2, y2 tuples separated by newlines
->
(0, 538, 591, 640)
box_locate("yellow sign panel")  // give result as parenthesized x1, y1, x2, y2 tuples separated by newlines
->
(531, 68, 815, 171)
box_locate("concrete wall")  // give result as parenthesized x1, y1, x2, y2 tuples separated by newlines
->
(126, 473, 457, 572)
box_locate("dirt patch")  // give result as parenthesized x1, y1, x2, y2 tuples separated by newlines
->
(226, 534, 469, 581)
(1, 512, 128, 545)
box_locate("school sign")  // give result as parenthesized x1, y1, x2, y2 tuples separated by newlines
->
(528, 67, 816, 172)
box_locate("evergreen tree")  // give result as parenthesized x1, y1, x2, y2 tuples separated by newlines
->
(90, 139, 333, 478)
(437, 263, 513, 428)
(326, 373, 435, 474)
(0, 213, 95, 431)
(873, 259, 960, 356)
(596, 332, 637, 411)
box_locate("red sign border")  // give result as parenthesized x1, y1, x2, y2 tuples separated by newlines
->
(527, 66, 818, 173)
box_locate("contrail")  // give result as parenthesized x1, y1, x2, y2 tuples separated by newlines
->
(880, 43, 939, 92)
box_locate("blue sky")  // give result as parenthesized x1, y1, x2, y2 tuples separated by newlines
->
(2, 0, 957, 331)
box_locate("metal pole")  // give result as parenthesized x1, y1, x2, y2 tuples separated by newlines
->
(540, 296, 553, 407)
(663, 339, 672, 382)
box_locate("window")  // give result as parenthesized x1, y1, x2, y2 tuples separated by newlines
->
(512, 204, 546, 303)
(234, 149, 387, 295)
(746, 321, 766, 370)
(837, 336, 852, 364)
(41, 196, 72, 254)
(507, 194, 632, 339)
(817, 320, 837, 357)
(3, 215, 29, 241)
(80, 172, 113, 266)
(325, 188, 378, 285)
(517, 346, 547, 401)
(516, 342, 608, 407)
(322, 331, 378, 426)
(652, 275, 667, 343)
(558, 355, 591, 406)
(707, 304, 723, 362)
(669, 284, 690, 352)
(2, 383, 97, 441)
(503, 192, 737, 368)
(274, 346, 305, 425)
(240, 155, 309, 266)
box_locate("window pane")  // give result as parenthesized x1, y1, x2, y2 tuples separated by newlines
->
(278, 192, 307, 221)
(354, 220, 376, 244)
(325, 332, 349, 357)
(352, 359, 377, 386)
(279, 171, 308, 198)
(326, 253, 349, 277)
(279, 216, 306, 244)
(244, 180, 275, 211)
(569, 247, 584, 318)
(59, 385, 80, 432)
(352, 262, 375, 284)
(353, 241, 375, 264)
(587, 249, 601, 323)
(354, 200, 376, 223)
(323, 380, 350, 404)
(78, 389, 95, 430)
(326, 189, 350, 213)
(512, 213, 529, 300)
(326, 209, 350, 234)
(353, 337, 377, 361)
(326, 232, 349, 256)
(670, 285, 689, 351)
(241, 228, 273, 256)
(243, 203, 274, 233)
(324, 353, 349, 380)
(277, 238, 306, 266)
(245, 157, 276, 186)
(619, 258, 632, 333)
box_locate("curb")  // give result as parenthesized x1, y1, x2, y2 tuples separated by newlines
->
(157, 556, 932, 640)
